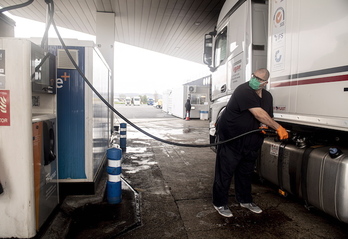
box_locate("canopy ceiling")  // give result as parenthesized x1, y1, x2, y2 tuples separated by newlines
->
(1, 0, 225, 64)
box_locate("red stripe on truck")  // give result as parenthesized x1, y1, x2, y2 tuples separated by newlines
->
(270, 74, 348, 88)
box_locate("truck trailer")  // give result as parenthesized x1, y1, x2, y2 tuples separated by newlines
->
(203, 0, 348, 223)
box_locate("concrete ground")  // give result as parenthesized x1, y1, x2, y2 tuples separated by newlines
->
(41, 117, 348, 239)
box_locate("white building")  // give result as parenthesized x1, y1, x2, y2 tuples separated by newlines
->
(163, 75, 211, 119)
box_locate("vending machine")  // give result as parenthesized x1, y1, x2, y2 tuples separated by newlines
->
(0, 38, 58, 238)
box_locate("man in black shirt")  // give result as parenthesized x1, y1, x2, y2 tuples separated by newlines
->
(213, 68, 288, 217)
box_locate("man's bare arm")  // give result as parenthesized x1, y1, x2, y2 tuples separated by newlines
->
(249, 107, 281, 130)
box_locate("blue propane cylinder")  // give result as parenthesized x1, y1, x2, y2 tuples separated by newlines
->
(107, 147, 122, 204)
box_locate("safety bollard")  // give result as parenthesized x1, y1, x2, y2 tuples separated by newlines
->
(107, 147, 122, 204)
(120, 123, 127, 151)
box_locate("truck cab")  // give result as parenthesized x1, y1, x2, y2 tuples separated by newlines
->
(133, 96, 141, 106)
(204, 0, 268, 142)
(125, 97, 131, 106)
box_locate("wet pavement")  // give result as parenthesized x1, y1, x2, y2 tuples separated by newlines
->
(41, 117, 348, 239)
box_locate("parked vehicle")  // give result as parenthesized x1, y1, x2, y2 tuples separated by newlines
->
(147, 98, 154, 105)
(133, 96, 141, 106)
(125, 97, 131, 106)
(203, 0, 348, 223)
(154, 99, 162, 109)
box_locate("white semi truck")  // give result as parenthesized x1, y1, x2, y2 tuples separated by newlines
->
(133, 96, 141, 106)
(125, 97, 131, 106)
(203, 0, 348, 223)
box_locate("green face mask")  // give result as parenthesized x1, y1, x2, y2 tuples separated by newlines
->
(249, 77, 261, 90)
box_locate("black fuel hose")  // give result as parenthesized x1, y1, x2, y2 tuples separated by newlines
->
(0, 0, 34, 13)
(46, 1, 277, 148)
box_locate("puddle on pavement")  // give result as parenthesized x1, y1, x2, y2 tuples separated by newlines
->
(132, 153, 154, 157)
(127, 127, 186, 141)
(123, 159, 158, 174)
(126, 147, 147, 153)
(132, 140, 151, 145)
(123, 165, 151, 174)
(122, 145, 157, 174)
(194, 138, 206, 143)
(127, 131, 151, 140)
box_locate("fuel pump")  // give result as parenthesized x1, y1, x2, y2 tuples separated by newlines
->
(0, 38, 58, 237)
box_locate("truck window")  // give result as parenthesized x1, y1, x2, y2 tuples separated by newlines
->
(214, 28, 228, 67)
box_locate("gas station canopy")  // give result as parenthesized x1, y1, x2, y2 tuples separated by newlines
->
(1, 0, 225, 64)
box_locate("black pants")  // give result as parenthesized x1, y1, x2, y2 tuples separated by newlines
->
(213, 143, 258, 206)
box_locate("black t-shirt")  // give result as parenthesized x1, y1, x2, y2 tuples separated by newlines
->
(217, 82, 274, 150)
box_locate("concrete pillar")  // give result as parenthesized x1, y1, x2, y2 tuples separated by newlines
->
(96, 12, 115, 133)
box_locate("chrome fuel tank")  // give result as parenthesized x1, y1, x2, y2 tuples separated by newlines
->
(306, 146, 348, 223)
(259, 138, 305, 196)
(258, 138, 348, 223)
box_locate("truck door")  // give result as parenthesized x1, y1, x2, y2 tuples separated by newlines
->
(211, 27, 228, 100)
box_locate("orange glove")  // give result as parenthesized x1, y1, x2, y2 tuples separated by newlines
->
(276, 126, 289, 140)
(259, 125, 268, 134)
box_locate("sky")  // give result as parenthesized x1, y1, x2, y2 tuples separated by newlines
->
(9, 14, 210, 96)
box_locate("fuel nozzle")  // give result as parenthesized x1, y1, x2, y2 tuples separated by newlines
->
(273, 129, 292, 143)
(263, 129, 277, 134)
(258, 128, 292, 142)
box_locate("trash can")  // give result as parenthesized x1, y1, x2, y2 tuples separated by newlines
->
(200, 111, 208, 120)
